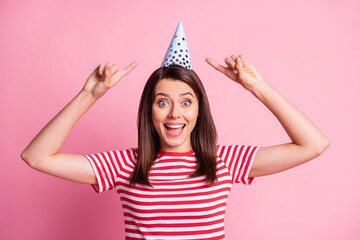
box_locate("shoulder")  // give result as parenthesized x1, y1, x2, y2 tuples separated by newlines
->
(120, 147, 138, 161)
(217, 145, 259, 160)
(102, 147, 138, 165)
(216, 145, 237, 158)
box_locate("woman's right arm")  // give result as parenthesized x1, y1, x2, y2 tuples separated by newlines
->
(21, 61, 138, 185)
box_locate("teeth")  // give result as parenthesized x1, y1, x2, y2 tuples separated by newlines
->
(165, 124, 185, 129)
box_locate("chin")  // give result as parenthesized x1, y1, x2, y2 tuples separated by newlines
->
(161, 137, 191, 152)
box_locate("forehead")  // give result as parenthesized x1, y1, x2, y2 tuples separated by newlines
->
(154, 78, 195, 96)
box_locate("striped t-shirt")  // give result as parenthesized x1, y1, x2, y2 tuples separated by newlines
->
(85, 145, 259, 240)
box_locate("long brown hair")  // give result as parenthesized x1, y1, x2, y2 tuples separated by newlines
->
(129, 65, 218, 187)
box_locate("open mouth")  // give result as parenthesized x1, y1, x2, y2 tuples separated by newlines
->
(164, 124, 186, 137)
(164, 124, 186, 130)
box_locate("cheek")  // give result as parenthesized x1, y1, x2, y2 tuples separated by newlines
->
(151, 106, 164, 127)
(151, 109, 158, 125)
(185, 107, 199, 124)
(151, 115, 161, 136)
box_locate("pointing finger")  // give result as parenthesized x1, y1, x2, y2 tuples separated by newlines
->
(108, 61, 138, 87)
(117, 61, 138, 80)
(205, 58, 228, 74)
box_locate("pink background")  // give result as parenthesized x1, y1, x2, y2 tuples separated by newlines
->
(1, 0, 359, 239)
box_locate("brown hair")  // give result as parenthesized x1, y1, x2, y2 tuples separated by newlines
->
(129, 65, 218, 187)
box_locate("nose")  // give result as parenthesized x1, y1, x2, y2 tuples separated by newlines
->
(169, 104, 181, 119)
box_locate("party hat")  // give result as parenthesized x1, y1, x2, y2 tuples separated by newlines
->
(161, 21, 192, 69)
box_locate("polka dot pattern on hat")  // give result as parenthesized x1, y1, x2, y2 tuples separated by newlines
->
(161, 22, 192, 69)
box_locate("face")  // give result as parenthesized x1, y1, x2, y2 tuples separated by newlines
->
(152, 78, 199, 152)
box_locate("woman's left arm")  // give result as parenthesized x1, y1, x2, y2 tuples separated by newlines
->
(206, 55, 330, 178)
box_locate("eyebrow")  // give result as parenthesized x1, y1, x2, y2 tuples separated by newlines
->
(155, 92, 194, 98)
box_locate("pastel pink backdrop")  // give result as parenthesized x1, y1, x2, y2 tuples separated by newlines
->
(1, 0, 359, 239)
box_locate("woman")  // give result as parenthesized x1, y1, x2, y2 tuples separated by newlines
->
(21, 55, 329, 239)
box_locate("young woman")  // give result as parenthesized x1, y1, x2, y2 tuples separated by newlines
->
(21, 55, 329, 239)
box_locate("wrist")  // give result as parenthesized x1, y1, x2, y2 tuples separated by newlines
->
(249, 80, 273, 102)
(79, 89, 98, 105)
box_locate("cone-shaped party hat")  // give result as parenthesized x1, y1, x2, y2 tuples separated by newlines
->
(161, 21, 192, 69)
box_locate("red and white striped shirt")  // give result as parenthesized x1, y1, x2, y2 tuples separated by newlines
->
(85, 145, 259, 240)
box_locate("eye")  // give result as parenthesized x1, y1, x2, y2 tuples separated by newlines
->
(158, 100, 169, 107)
(181, 100, 191, 106)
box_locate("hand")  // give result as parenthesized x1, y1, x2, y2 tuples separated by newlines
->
(82, 61, 138, 99)
(206, 55, 264, 92)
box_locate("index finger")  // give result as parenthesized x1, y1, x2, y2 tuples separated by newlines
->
(205, 58, 228, 74)
(117, 61, 138, 79)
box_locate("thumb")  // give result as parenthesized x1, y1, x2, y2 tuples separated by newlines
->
(239, 55, 259, 74)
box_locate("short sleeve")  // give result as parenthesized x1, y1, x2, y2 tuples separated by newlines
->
(217, 145, 260, 185)
(84, 148, 136, 193)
